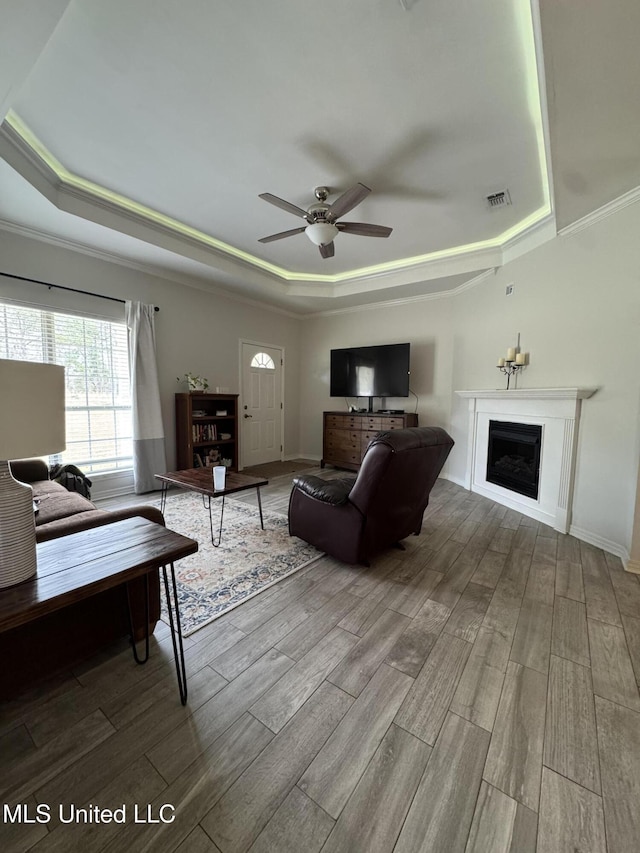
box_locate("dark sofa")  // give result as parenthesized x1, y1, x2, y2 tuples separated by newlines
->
(10, 458, 164, 540)
(289, 426, 454, 565)
(2, 459, 165, 696)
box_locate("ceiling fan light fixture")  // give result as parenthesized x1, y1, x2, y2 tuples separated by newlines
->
(305, 221, 339, 246)
(259, 183, 384, 257)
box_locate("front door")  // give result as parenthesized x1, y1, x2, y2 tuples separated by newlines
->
(240, 341, 283, 468)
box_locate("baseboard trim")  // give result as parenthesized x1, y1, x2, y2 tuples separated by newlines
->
(625, 558, 640, 575)
(440, 476, 629, 561)
(568, 524, 629, 563)
(283, 453, 321, 463)
(477, 486, 556, 528)
(440, 473, 468, 488)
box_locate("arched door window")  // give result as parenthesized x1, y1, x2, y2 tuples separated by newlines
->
(250, 352, 276, 370)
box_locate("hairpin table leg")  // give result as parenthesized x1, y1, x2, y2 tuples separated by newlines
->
(256, 486, 264, 530)
(160, 482, 168, 515)
(162, 561, 188, 705)
(207, 495, 225, 547)
(126, 572, 150, 664)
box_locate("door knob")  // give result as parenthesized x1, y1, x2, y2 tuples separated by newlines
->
(244, 413, 253, 419)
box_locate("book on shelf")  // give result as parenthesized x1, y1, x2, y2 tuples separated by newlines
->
(192, 423, 218, 442)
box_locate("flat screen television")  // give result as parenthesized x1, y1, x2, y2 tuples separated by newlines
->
(330, 343, 410, 410)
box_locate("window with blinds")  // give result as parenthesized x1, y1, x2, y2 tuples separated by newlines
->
(0, 301, 132, 474)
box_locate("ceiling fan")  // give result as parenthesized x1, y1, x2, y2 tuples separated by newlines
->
(258, 183, 392, 258)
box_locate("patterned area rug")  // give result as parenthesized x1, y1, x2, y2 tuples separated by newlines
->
(157, 491, 322, 636)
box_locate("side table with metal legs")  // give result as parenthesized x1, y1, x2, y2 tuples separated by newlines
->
(126, 560, 188, 706)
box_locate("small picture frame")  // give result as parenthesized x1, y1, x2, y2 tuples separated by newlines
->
(204, 448, 220, 467)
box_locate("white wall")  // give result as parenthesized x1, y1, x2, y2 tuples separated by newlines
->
(3, 193, 640, 557)
(300, 198, 640, 559)
(450, 200, 640, 557)
(298, 296, 454, 459)
(0, 232, 302, 482)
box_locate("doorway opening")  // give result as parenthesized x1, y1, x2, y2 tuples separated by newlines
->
(240, 341, 284, 469)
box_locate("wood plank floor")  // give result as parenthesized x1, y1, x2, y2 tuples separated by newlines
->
(2, 470, 640, 852)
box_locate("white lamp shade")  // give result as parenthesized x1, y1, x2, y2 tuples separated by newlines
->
(0, 359, 66, 459)
(305, 222, 339, 246)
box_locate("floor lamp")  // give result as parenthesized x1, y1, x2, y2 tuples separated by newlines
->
(0, 359, 66, 589)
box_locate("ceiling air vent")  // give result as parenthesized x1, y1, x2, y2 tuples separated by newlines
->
(486, 190, 512, 209)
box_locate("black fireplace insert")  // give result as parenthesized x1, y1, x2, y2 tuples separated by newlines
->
(486, 420, 542, 499)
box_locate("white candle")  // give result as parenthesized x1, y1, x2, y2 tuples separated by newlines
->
(506, 347, 516, 361)
(515, 353, 525, 365)
(497, 357, 505, 367)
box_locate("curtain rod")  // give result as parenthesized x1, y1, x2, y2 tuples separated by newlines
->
(0, 271, 160, 311)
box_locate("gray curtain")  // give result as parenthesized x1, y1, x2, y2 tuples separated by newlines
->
(125, 301, 167, 493)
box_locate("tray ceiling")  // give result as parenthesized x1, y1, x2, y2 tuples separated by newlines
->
(0, 0, 554, 313)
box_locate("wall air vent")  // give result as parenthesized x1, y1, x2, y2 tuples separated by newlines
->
(486, 190, 512, 209)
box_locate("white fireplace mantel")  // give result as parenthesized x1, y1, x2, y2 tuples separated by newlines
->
(456, 388, 597, 402)
(455, 387, 597, 533)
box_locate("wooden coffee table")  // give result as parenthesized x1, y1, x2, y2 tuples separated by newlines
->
(156, 468, 269, 546)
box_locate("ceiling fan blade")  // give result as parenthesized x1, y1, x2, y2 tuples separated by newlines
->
(337, 222, 393, 237)
(258, 226, 307, 243)
(319, 241, 335, 259)
(258, 193, 309, 219)
(326, 183, 371, 221)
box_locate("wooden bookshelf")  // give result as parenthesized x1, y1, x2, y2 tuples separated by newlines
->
(175, 392, 239, 471)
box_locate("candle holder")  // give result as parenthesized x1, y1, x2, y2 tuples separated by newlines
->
(497, 336, 527, 389)
(497, 359, 524, 390)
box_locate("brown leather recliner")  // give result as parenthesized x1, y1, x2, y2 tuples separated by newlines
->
(288, 426, 454, 565)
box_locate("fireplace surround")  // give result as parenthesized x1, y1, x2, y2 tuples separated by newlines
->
(456, 388, 597, 533)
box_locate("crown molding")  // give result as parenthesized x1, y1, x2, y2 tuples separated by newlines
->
(501, 213, 557, 263)
(0, 216, 176, 280)
(558, 184, 640, 237)
(0, 115, 293, 288)
(0, 109, 555, 298)
(1, 210, 505, 320)
(530, 0, 556, 218)
(304, 286, 453, 319)
(0, 219, 303, 320)
(0, 217, 500, 320)
(450, 268, 497, 296)
(302, 269, 497, 318)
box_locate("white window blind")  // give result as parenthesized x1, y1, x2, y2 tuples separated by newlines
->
(0, 301, 132, 474)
